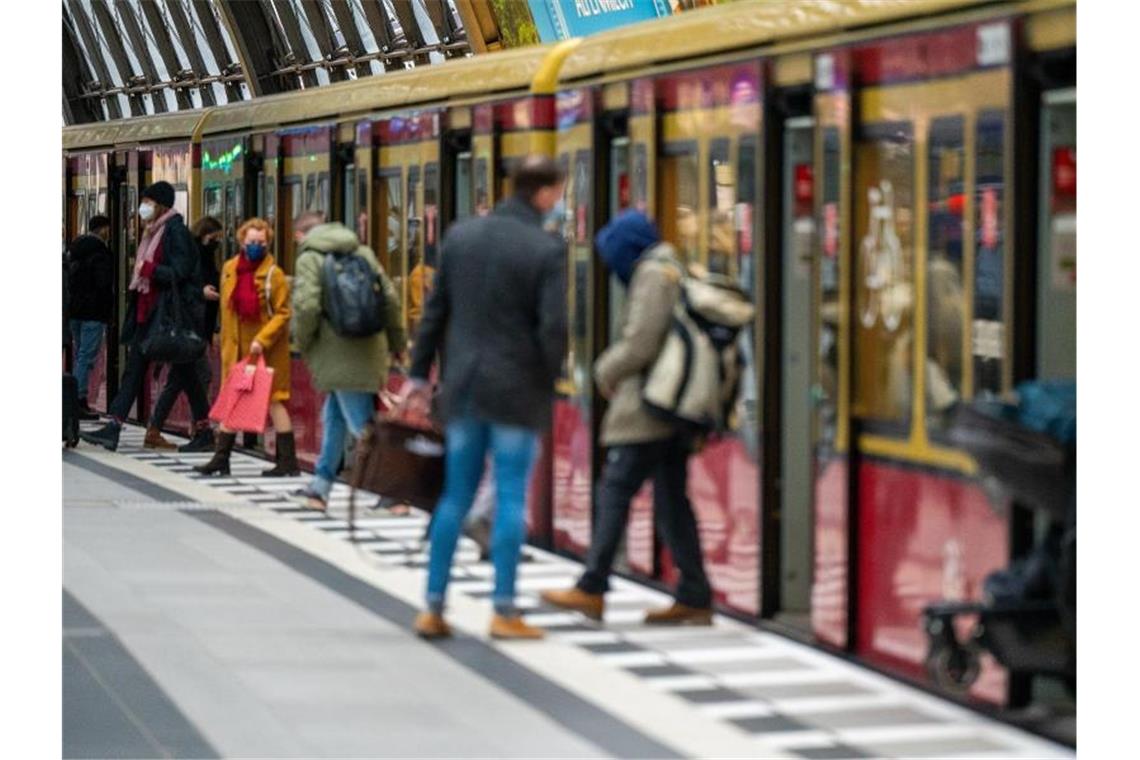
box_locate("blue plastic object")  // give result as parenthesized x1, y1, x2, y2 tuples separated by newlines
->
(1015, 380, 1076, 446)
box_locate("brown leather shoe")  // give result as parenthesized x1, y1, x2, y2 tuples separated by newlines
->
(413, 612, 452, 639)
(144, 427, 177, 450)
(490, 614, 545, 640)
(540, 587, 605, 621)
(643, 603, 714, 626)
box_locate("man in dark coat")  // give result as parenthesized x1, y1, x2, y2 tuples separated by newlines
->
(408, 156, 567, 641)
(66, 215, 114, 418)
(81, 181, 205, 452)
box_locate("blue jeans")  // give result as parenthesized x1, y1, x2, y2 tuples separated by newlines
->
(309, 391, 376, 500)
(69, 319, 104, 402)
(426, 417, 537, 616)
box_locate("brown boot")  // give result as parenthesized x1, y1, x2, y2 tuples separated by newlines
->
(414, 611, 452, 639)
(540, 587, 605, 621)
(490, 614, 545, 640)
(643, 602, 713, 627)
(194, 432, 235, 476)
(262, 431, 300, 477)
(144, 426, 177, 450)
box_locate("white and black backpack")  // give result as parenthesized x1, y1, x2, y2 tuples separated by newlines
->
(642, 263, 755, 432)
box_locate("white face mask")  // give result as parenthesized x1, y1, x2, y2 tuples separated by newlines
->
(138, 202, 155, 221)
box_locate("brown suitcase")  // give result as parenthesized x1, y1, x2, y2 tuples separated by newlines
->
(348, 415, 445, 537)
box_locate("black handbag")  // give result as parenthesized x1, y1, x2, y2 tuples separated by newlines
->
(140, 287, 207, 364)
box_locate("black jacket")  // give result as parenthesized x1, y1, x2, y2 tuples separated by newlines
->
(121, 214, 201, 346)
(66, 233, 114, 323)
(194, 239, 221, 341)
(411, 196, 567, 431)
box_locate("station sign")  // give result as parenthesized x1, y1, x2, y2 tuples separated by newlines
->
(528, 0, 673, 42)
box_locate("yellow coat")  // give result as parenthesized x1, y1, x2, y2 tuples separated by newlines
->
(219, 254, 292, 401)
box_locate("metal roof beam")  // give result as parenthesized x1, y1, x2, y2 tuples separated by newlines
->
(388, 0, 430, 65)
(298, 1, 348, 81)
(63, 16, 103, 124)
(266, 0, 322, 88)
(327, 0, 373, 78)
(163, 0, 216, 106)
(137, 0, 195, 109)
(65, 0, 124, 119)
(88, 0, 147, 116)
(193, 0, 247, 100)
(113, 1, 171, 113)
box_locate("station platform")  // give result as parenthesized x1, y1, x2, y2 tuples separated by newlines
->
(64, 422, 1073, 759)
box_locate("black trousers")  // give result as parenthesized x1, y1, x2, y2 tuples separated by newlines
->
(108, 343, 209, 425)
(577, 434, 713, 609)
(151, 354, 212, 428)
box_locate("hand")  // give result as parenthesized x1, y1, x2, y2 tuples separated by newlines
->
(397, 377, 432, 418)
(203, 284, 220, 302)
(249, 340, 264, 358)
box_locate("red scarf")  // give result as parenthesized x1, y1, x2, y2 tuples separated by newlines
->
(229, 251, 262, 322)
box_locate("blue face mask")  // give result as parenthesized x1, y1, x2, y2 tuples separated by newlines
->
(244, 242, 267, 262)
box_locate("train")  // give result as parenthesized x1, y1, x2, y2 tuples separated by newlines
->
(62, 0, 1076, 709)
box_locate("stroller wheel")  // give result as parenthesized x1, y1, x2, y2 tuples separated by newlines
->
(926, 641, 981, 695)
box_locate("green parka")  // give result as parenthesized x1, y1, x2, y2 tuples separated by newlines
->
(292, 223, 406, 393)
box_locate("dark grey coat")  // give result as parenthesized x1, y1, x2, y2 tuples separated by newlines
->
(410, 196, 567, 431)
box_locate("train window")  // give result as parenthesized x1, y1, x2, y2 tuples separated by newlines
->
(175, 189, 189, 218)
(234, 183, 244, 227)
(305, 175, 316, 210)
(376, 170, 403, 284)
(318, 172, 330, 214)
(736, 136, 760, 442)
(264, 176, 276, 229)
(97, 190, 107, 214)
(356, 169, 368, 244)
(224, 183, 236, 258)
(126, 186, 137, 248)
(407, 166, 423, 332)
(454, 151, 472, 220)
(474, 158, 489, 216)
(659, 144, 699, 266)
(87, 194, 98, 225)
(424, 163, 439, 269)
(343, 166, 356, 228)
(708, 138, 734, 276)
(256, 172, 266, 217)
(205, 186, 221, 218)
(571, 150, 592, 392)
(927, 116, 966, 424)
(76, 192, 88, 235)
(632, 143, 648, 212)
(853, 121, 915, 426)
(973, 111, 1007, 396)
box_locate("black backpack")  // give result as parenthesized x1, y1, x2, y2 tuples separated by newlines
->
(321, 251, 387, 337)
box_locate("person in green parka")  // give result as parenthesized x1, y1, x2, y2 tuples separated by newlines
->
(290, 212, 406, 511)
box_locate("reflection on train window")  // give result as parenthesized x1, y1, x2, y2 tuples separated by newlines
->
(708, 138, 735, 276)
(853, 121, 914, 425)
(974, 111, 1006, 395)
(424, 163, 440, 269)
(343, 166, 356, 228)
(735, 136, 759, 443)
(632, 143, 648, 212)
(356, 170, 368, 244)
(318, 173, 330, 213)
(87, 195, 98, 225)
(406, 166, 423, 332)
(264, 177, 276, 228)
(454, 151, 472, 220)
(174, 189, 189, 218)
(572, 150, 591, 342)
(927, 116, 966, 421)
(97, 190, 107, 214)
(474, 158, 489, 216)
(659, 144, 699, 266)
(224, 184, 236, 259)
(126, 186, 137, 247)
(305, 175, 316, 210)
(377, 170, 403, 283)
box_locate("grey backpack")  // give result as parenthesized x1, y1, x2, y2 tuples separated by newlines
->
(321, 251, 387, 338)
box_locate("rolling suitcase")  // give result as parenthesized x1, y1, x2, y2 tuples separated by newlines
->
(63, 374, 80, 448)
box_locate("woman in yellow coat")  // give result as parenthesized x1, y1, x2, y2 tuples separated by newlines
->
(195, 217, 297, 477)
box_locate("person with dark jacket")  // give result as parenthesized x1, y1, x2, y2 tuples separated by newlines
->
(146, 216, 223, 452)
(81, 182, 207, 452)
(542, 210, 714, 626)
(67, 215, 114, 419)
(408, 156, 567, 641)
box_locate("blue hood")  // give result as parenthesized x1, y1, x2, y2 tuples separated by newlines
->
(595, 210, 660, 286)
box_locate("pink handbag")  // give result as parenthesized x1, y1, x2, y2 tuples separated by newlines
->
(209, 357, 274, 434)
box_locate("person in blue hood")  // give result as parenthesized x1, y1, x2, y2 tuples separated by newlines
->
(542, 209, 715, 626)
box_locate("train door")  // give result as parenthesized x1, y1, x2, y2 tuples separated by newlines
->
(653, 63, 764, 616)
(1036, 87, 1075, 379)
(774, 116, 816, 630)
(551, 88, 597, 556)
(814, 22, 1018, 702)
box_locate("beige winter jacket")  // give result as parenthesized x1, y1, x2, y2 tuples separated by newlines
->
(595, 243, 682, 446)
